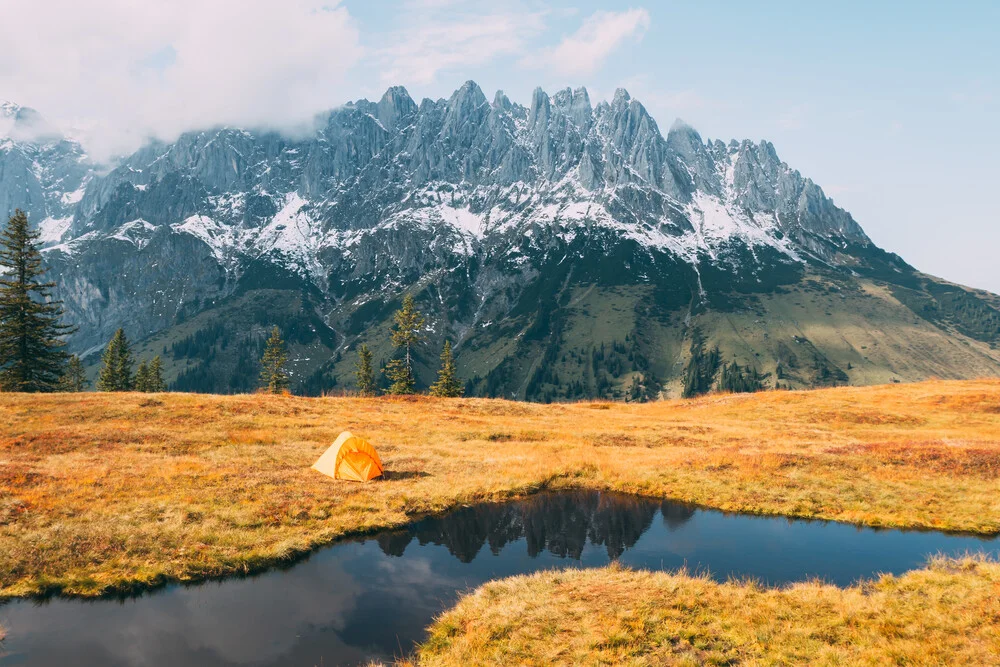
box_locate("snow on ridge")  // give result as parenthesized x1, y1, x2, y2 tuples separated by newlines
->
(110, 219, 157, 250)
(37, 216, 73, 245)
(262, 193, 321, 252)
(172, 214, 233, 263)
(42, 230, 98, 256)
(682, 192, 799, 263)
(59, 182, 88, 205)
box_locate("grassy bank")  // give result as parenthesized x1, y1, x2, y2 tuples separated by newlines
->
(1, 379, 999, 598)
(414, 555, 1000, 666)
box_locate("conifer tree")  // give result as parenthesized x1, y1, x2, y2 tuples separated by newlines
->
(59, 354, 88, 392)
(259, 326, 290, 394)
(383, 357, 413, 395)
(148, 355, 166, 392)
(429, 340, 463, 397)
(0, 209, 75, 392)
(384, 294, 424, 395)
(355, 343, 376, 396)
(134, 359, 151, 392)
(97, 328, 134, 391)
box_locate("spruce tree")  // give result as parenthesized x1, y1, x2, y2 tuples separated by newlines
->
(59, 354, 88, 392)
(0, 209, 75, 392)
(134, 360, 151, 392)
(97, 328, 133, 391)
(148, 355, 166, 392)
(384, 294, 424, 395)
(259, 326, 290, 394)
(429, 340, 463, 397)
(383, 357, 413, 395)
(355, 343, 376, 396)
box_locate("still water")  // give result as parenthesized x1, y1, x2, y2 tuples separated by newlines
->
(1, 490, 997, 666)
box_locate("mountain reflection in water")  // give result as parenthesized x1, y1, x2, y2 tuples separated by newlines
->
(377, 491, 684, 561)
(0, 490, 994, 667)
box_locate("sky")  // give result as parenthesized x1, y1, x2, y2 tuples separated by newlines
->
(1, 0, 997, 292)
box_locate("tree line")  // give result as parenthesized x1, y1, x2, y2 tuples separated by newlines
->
(0, 209, 463, 397)
(260, 293, 463, 397)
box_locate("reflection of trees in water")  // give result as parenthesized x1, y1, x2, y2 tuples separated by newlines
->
(588, 494, 657, 559)
(661, 501, 696, 531)
(375, 530, 413, 557)
(378, 491, 664, 562)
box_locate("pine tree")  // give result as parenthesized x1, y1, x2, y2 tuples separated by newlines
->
(148, 355, 166, 392)
(59, 354, 88, 392)
(355, 343, 376, 396)
(429, 340, 463, 397)
(134, 360, 151, 392)
(383, 357, 414, 395)
(97, 328, 134, 391)
(717, 361, 767, 394)
(384, 294, 424, 395)
(0, 209, 75, 392)
(259, 326, 290, 394)
(681, 330, 720, 398)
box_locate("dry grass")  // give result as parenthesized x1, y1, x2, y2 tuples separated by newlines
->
(1, 379, 999, 598)
(414, 555, 1000, 666)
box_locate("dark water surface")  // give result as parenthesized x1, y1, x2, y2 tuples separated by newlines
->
(1, 490, 997, 666)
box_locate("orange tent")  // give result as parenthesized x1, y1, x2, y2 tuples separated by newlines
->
(312, 431, 384, 482)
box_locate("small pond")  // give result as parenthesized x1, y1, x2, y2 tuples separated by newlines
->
(1, 490, 997, 666)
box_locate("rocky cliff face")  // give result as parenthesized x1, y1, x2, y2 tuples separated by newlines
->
(3, 84, 998, 397)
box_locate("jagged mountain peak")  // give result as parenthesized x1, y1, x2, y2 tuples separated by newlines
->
(0, 103, 62, 143)
(4, 79, 896, 356)
(450, 80, 487, 105)
(492, 90, 513, 111)
(376, 86, 417, 130)
(6, 80, 997, 400)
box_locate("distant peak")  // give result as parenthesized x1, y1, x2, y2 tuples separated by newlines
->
(666, 118, 703, 145)
(669, 118, 694, 132)
(449, 80, 487, 107)
(492, 90, 512, 111)
(612, 88, 631, 105)
(376, 86, 417, 130)
(379, 86, 412, 104)
(456, 80, 484, 96)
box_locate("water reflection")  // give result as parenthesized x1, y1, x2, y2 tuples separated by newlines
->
(389, 491, 668, 561)
(0, 490, 995, 667)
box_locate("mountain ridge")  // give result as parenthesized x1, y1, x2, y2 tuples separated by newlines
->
(2, 81, 998, 398)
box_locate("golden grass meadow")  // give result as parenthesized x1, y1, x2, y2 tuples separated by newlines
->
(411, 555, 1000, 666)
(2, 379, 1000, 663)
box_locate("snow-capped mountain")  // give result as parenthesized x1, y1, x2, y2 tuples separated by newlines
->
(3, 83, 1000, 397)
(0, 102, 91, 245)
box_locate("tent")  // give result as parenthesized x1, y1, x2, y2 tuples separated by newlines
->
(312, 431, 384, 482)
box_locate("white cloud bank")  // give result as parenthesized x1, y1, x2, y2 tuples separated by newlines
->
(376, 4, 546, 87)
(522, 8, 650, 77)
(0, 0, 362, 160)
(0, 1, 654, 160)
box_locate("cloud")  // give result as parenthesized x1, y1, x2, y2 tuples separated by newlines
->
(376, 4, 546, 87)
(523, 8, 650, 77)
(0, 0, 362, 160)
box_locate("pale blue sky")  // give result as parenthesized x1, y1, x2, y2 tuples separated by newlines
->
(341, 0, 1000, 293)
(4, 0, 997, 291)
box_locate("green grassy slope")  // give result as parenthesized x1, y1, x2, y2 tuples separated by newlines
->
(88, 270, 1000, 399)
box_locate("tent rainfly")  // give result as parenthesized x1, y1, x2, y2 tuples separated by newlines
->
(312, 431, 384, 482)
